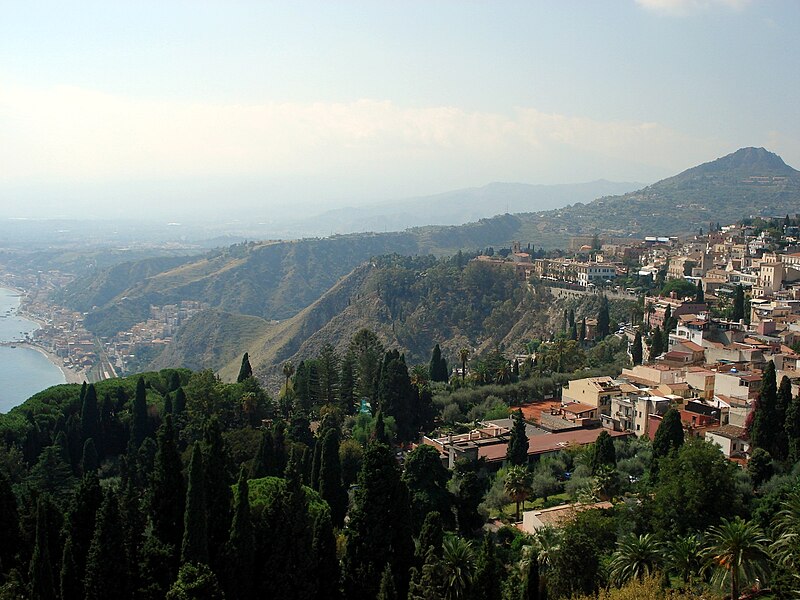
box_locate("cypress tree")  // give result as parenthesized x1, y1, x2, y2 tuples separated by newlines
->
(408, 546, 447, 600)
(774, 375, 792, 460)
(181, 443, 209, 566)
(0, 471, 20, 573)
(149, 414, 185, 561)
(310, 435, 323, 491)
(250, 428, 275, 478)
(649, 326, 664, 359)
(311, 509, 341, 600)
(632, 330, 643, 365)
(377, 564, 397, 600)
(201, 418, 232, 571)
(318, 427, 348, 527)
(695, 280, 704, 303)
(751, 360, 778, 453)
(164, 393, 174, 415)
(378, 356, 416, 440)
(590, 430, 616, 474)
(130, 377, 148, 450)
(60, 535, 81, 600)
(472, 533, 501, 600)
(63, 472, 102, 580)
(343, 442, 414, 600)
(652, 408, 684, 460)
(85, 489, 131, 600)
(28, 496, 56, 600)
(506, 409, 529, 466)
(272, 421, 288, 475)
(785, 392, 800, 463)
(568, 308, 575, 328)
(81, 437, 99, 474)
(429, 344, 448, 383)
(569, 321, 578, 341)
(521, 552, 540, 600)
(579, 317, 586, 342)
(415, 511, 443, 565)
(372, 410, 390, 445)
(597, 296, 610, 339)
(81, 383, 101, 454)
(663, 304, 673, 332)
(732, 284, 745, 322)
(223, 468, 254, 600)
(174, 386, 187, 415)
(237, 352, 253, 383)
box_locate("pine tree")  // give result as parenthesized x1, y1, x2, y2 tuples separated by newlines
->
(318, 427, 348, 527)
(652, 408, 684, 460)
(85, 489, 131, 600)
(472, 533, 501, 600)
(181, 443, 209, 566)
(318, 343, 340, 405)
(597, 296, 610, 339)
(130, 376, 148, 450)
(148, 415, 185, 563)
(28, 496, 56, 600)
(237, 352, 253, 383)
(632, 330, 643, 365)
(339, 353, 357, 413)
(223, 469, 254, 600)
(311, 509, 341, 600)
(506, 409, 529, 466)
(165, 563, 224, 600)
(751, 361, 778, 453)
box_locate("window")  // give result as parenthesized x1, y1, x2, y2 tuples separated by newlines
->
(636, 424, 640, 431)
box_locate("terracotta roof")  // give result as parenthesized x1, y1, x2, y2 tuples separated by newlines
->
(679, 341, 705, 352)
(561, 403, 597, 415)
(478, 428, 631, 462)
(525, 501, 613, 529)
(708, 424, 749, 441)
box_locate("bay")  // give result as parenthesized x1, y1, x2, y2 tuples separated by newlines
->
(0, 287, 66, 413)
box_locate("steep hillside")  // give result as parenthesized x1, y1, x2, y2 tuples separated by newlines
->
(60, 147, 800, 340)
(213, 257, 636, 389)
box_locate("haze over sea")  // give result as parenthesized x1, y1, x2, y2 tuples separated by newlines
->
(0, 287, 65, 413)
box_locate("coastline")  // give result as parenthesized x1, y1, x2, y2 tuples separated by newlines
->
(0, 286, 88, 385)
(26, 343, 87, 385)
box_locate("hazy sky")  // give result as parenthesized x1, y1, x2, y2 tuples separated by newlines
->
(1, 0, 798, 220)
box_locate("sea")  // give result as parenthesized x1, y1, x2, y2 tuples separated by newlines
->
(0, 287, 66, 413)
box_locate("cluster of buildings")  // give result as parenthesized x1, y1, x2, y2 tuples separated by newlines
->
(103, 301, 209, 372)
(23, 299, 97, 374)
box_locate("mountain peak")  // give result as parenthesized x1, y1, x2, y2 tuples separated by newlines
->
(689, 146, 795, 175)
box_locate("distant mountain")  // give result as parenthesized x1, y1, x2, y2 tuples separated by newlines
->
(283, 180, 644, 236)
(59, 147, 800, 344)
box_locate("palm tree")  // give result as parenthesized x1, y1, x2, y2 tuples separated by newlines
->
(705, 517, 770, 600)
(409, 364, 429, 392)
(441, 536, 475, 600)
(504, 466, 532, 522)
(532, 527, 561, 595)
(771, 489, 800, 595)
(282, 361, 294, 392)
(459, 348, 470, 382)
(495, 362, 512, 385)
(669, 534, 708, 589)
(608, 533, 664, 586)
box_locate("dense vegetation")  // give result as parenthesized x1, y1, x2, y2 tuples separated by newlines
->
(3, 319, 799, 599)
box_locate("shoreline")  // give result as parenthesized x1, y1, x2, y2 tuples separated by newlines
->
(26, 343, 87, 385)
(0, 286, 88, 385)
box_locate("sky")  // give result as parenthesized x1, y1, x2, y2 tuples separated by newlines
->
(1, 0, 798, 221)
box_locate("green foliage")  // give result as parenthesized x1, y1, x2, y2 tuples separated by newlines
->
(181, 444, 209, 566)
(165, 562, 224, 600)
(506, 409, 529, 467)
(660, 279, 697, 299)
(750, 360, 778, 453)
(402, 445, 453, 533)
(236, 352, 253, 383)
